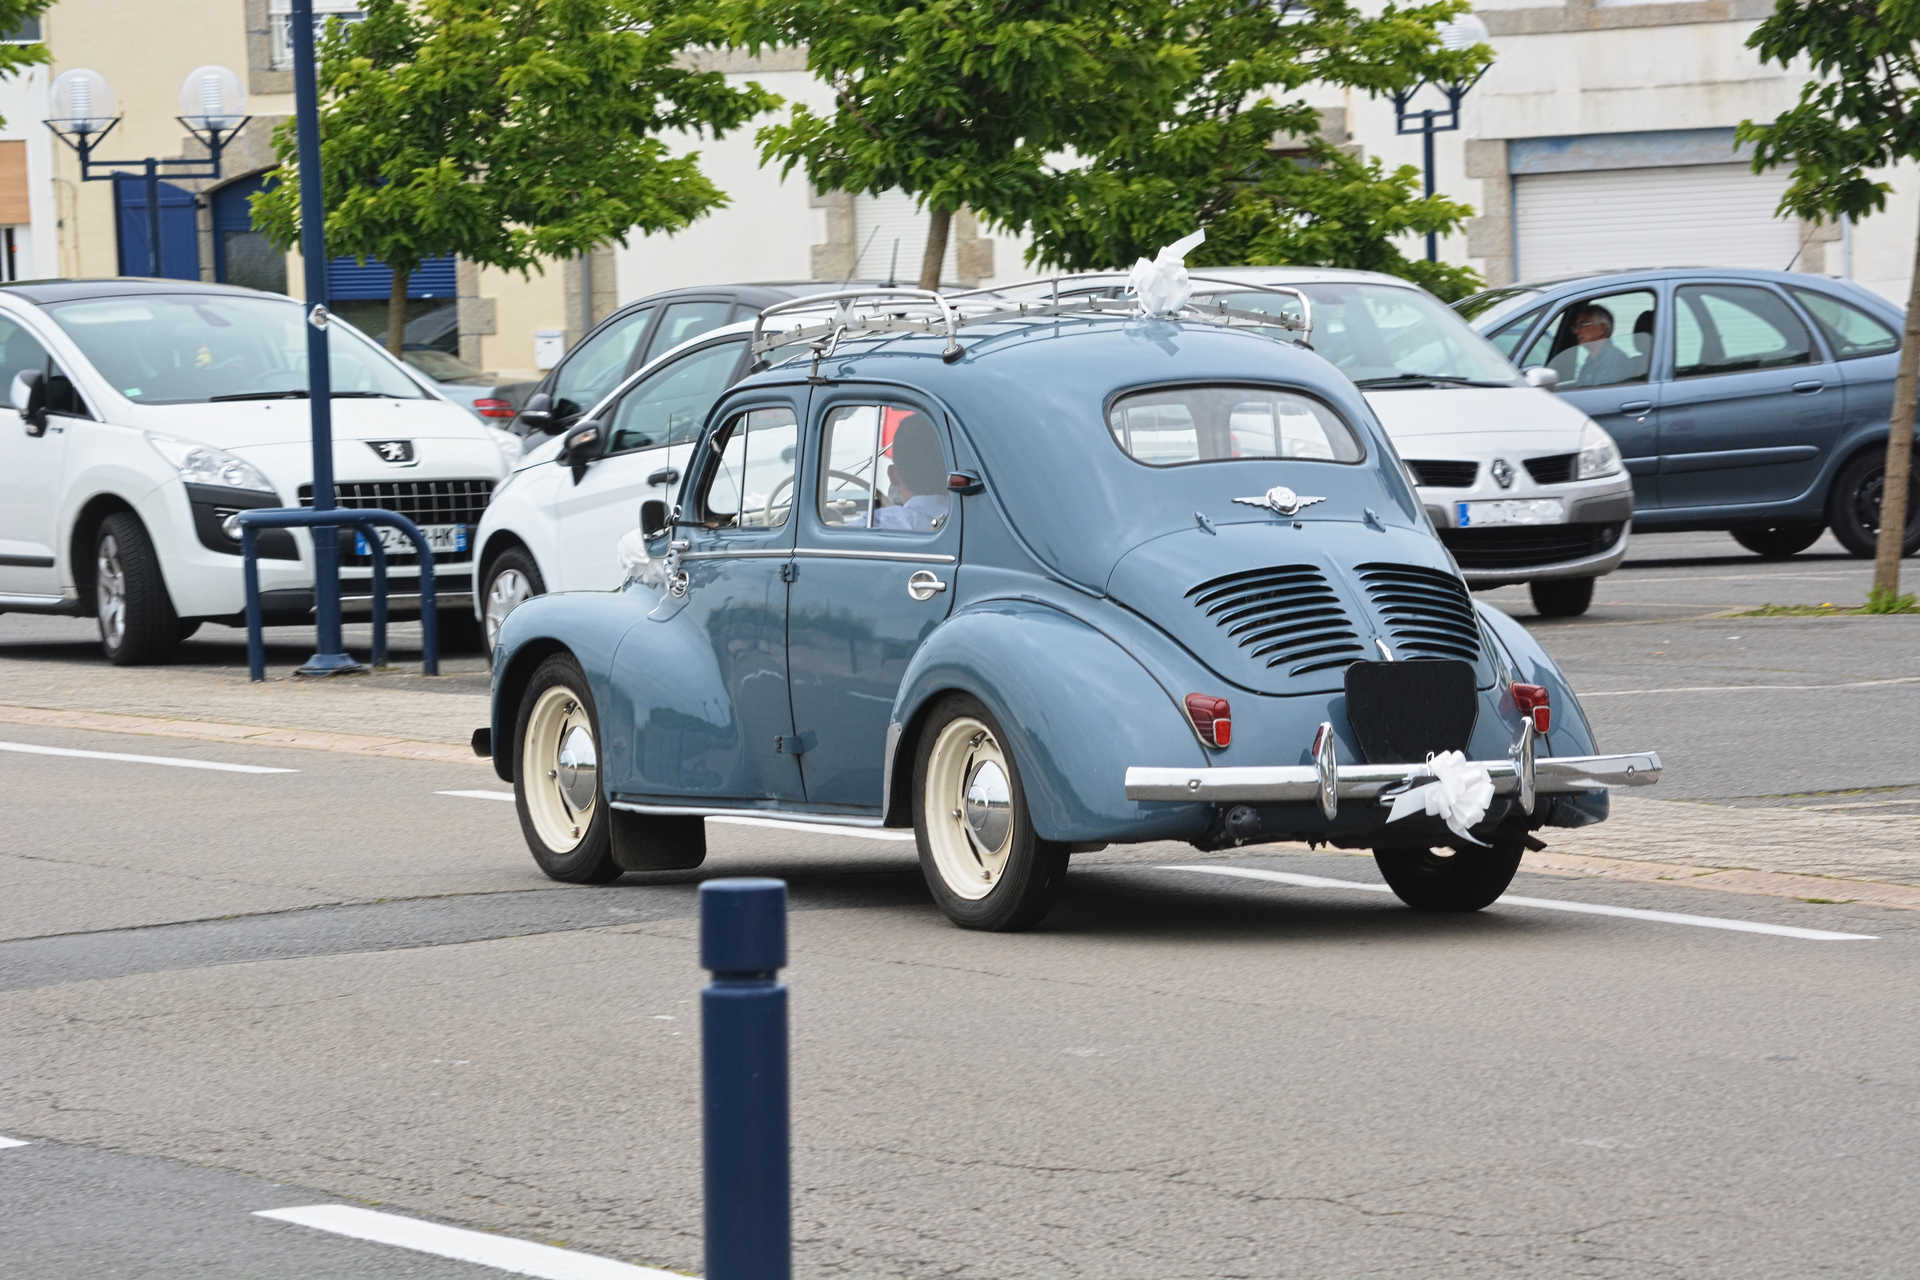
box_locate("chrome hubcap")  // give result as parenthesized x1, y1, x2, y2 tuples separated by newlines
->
(485, 568, 532, 651)
(556, 723, 598, 812)
(962, 758, 1012, 852)
(96, 534, 126, 648)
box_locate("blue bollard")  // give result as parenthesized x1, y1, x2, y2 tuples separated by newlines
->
(701, 878, 790, 1280)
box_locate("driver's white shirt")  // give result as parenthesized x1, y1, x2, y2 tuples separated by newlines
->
(871, 493, 948, 533)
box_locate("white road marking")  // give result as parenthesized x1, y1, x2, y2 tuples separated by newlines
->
(436, 790, 916, 842)
(0, 1136, 29, 1149)
(254, 1204, 687, 1279)
(1611, 569, 1866, 584)
(0, 740, 295, 774)
(1582, 676, 1920, 698)
(1158, 864, 1878, 941)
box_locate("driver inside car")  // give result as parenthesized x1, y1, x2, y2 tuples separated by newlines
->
(871, 411, 951, 532)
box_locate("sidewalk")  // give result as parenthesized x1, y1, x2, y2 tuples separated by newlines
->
(4, 654, 1917, 906)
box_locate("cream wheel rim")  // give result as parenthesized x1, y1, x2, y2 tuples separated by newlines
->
(923, 716, 1015, 901)
(521, 684, 597, 852)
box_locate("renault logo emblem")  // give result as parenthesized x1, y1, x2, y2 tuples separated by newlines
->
(1490, 458, 1515, 490)
(1233, 485, 1325, 517)
(368, 440, 416, 466)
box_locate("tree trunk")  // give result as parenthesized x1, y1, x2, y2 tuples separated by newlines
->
(1873, 217, 1920, 597)
(918, 205, 952, 292)
(386, 267, 410, 359)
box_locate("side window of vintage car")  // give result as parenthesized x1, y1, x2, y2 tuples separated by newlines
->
(607, 339, 745, 455)
(700, 406, 800, 530)
(1108, 385, 1362, 465)
(817, 403, 952, 534)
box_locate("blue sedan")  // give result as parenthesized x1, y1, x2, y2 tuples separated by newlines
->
(479, 286, 1661, 930)
(1458, 268, 1915, 559)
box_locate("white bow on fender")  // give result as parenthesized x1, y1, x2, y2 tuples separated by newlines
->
(1384, 750, 1495, 846)
(1127, 229, 1207, 316)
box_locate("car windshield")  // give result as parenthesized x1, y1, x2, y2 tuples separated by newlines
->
(1215, 283, 1520, 387)
(1452, 285, 1544, 324)
(402, 348, 487, 383)
(45, 294, 426, 406)
(1107, 384, 1365, 467)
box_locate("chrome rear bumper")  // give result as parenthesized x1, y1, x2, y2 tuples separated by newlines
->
(1124, 720, 1659, 819)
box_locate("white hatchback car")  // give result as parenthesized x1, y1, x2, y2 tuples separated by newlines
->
(0, 280, 511, 663)
(473, 320, 761, 650)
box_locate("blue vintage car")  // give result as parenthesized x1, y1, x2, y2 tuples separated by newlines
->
(478, 287, 1661, 930)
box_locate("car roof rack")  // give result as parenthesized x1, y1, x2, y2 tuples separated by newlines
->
(750, 275, 1313, 369)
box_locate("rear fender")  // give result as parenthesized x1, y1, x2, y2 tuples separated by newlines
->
(1475, 599, 1608, 827)
(887, 601, 1212, 843)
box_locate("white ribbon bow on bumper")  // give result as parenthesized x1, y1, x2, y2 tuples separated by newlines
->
(1383, 750, 1496, 846)
(1127, 229, 1206, 316)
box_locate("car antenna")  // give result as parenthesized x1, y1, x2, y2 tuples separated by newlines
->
(886, 238, 900, 289)
(845, 227, 880, 286)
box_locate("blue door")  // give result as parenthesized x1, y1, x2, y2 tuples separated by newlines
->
(607, 396, 807, 805)
(787, 391, 961, 810)
(210, 174, 288, 294)
(1517, 286, 1665, 511)
(113, 176, 198, 279)
(1658, 282, 1841, 511)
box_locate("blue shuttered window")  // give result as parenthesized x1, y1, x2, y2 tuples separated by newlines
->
(327, 254, 457, 301)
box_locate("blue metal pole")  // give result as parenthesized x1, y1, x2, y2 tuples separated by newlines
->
(143, 158, 163, 276)
(701, 878, 791, 1280)
(1422, 110, 1438, 263)
(290, 0, 359, 677)
(242, 526, 264, 682)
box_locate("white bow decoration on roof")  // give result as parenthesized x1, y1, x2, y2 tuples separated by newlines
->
(1127, 229, 1207, 317)
(1383, 750, 1495, 846)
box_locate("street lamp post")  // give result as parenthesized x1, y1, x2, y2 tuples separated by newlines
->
(45, 66, 251, 276)
(1389, 12, 1490, 263)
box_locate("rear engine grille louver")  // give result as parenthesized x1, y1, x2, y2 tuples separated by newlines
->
(1358, 563, 1482, 664)
(1186, 565, 1369, 677)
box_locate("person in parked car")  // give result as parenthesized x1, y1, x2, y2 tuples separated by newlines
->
(1553, 303, 1631, 387)
(872, 412, 951, 532)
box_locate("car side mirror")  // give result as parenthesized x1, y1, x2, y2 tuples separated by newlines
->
(557, 419, 604, 482)
(10, 370, 47, 436)
(640, 498, 670, 539)
(517, 391, 553, 433)
(1523, 365, 1560, 392)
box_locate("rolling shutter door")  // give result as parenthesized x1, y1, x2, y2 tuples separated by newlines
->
(326, 253, 458, 301)
(1514, 164, 1800, 280)
(851, 188, 957, 285)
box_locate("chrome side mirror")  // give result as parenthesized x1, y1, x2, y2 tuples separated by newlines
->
(1523, 365, 1560, 392)
(639, 498, 670, 539)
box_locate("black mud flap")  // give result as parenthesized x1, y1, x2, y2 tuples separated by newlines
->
(1343, 658, 1477, 764)
(610, 808, 708, 872)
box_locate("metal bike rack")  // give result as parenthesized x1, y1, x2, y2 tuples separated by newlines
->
(234, 507, 438, 682)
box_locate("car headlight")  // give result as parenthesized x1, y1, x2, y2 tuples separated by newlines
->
(146, 433, 277, 494)
(1576, 421, 1622, 480)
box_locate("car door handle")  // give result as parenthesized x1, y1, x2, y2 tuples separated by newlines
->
(1618, 400, 1653, 416)
(1792, 379, 1825, 394)
(906, 570, 947, 601)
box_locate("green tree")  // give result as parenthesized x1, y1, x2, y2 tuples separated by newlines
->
(1023, 0, 1490, 299)
(728, 0, 1197, 290)
(0, 1, 53, 129)
(253, 0, 773, 353)
(1738, 0, 1920, 595)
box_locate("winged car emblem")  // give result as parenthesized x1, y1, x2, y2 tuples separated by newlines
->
(1233, 485, 1325, 517)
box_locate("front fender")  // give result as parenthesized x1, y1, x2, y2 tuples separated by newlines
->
(487, 589, 642, 783)
(888, 600, 1212, 843)
(1475, 599, 1609, 827)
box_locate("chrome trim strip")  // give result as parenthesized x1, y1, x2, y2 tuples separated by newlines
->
(612, 800, 891, 828)
(1123, 751, 1661, 803)
(795, 548, 957, 564)
(678, 549, 792, 561)
(0, 592, 69, 607)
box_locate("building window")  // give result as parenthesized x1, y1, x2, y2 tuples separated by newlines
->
(1, 18, 40, 41)
(267, 0, 363, 70)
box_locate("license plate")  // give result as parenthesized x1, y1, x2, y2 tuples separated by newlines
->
(1457, 499, 1566, 528)
(353, 524, 468, 557)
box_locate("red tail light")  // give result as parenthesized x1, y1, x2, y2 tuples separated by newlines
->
(1512, 683, 1550, 733)
(474, 398, 515, 419)
(1184, 693, 1232, 748)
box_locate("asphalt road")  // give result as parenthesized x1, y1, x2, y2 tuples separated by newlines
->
(2, 529, 1918, 1278)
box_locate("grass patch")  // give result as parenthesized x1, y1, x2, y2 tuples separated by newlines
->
(1795, 897, 1851, 905)
(1735, 595, 1920, 617)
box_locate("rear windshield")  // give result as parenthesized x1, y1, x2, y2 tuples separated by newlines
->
(1107, 384, 1364, 467)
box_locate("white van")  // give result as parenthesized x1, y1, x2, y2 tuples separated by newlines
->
(0, 280, 512, 663)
